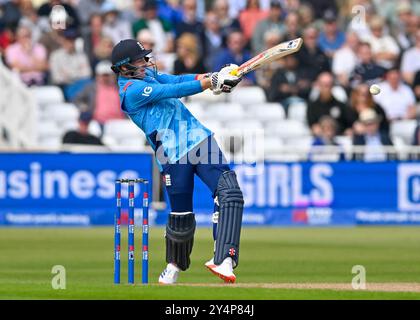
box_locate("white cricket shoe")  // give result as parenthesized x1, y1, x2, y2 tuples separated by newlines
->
(205, 257, 236, 283)
(158, 263, 180, 284)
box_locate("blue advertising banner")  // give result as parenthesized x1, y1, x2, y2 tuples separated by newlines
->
(191, 162, 420, 226)
(0, 153, 153, 226)
(1, 154, 420, 226)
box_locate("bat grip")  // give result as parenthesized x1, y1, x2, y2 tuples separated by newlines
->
(230, 69, 239, 76)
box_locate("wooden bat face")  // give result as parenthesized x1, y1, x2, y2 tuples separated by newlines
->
(230, 38, 303, 77)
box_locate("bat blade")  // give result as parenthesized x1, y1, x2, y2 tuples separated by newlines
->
(230, 38, 303, 77)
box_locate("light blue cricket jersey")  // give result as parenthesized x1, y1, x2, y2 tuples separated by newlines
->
(118, 69, 212, 169)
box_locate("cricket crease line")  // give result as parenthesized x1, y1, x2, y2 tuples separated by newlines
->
(171, 282, 420, 292)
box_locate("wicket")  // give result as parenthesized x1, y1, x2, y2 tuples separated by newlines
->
(114, 178, 149, 284)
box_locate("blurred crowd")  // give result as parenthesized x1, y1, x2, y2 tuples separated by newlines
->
(1, 0, 420, 155)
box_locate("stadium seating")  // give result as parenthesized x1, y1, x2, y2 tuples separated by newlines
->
(44, 103, 79, 124)
(309, 86, 348, 103)
(200, 119, 223, 133)
(228, 86, 267, 105)
(227, 119, 263, 130)
(263, 136, 283, 155)
(29, 86, 64, 107)
(246, 103, 286, 122)
(103, 119, 147, 151)
(392, 135, 409, 160)
(184, 102, 204, 119)
(205, 103, 245, 121)
(37, 120, 60, 135)
(266, 119, 311, 139)
(288, 102, 307, 123)
(186, 89, 226, 103)
(335, 135, 353, 158)
(12, 77, 420, 160)
(390, 120, 418, 145)
(87, 120, 103, 138)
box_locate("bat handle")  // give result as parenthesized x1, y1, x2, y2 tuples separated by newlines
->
(230, 69, 239, 76)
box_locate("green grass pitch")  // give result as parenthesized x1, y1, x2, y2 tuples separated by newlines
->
(0, 227, 420, 299)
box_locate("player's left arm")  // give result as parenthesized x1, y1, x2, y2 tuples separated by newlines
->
(156, 72, 211, 84)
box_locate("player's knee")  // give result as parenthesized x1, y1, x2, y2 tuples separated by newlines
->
(217, 170, 244, 205)
(166, 192, 193, 213)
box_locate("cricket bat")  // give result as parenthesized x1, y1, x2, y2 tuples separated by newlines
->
(230, 38, 303, 77)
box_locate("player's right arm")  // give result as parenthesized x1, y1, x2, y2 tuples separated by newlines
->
(125, 80, 208, 110)
(155, 72, 211, 84)
(155, 65, 241, 92)
(125, 71, 240, 111)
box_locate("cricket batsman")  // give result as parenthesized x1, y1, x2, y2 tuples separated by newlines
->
(111, 39, 244, 284)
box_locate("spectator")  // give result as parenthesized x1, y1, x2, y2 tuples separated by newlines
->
(157, 0, 183, 28)
(62, 112, 104, 145)
(0, 0, 22, 31)
(213, 0, 241, 46)
(49, 28, 92, 100)
(251, 0, 285, 55)
(318, 9, 346, 59)
(307, 72, 353, 136)
(349, 83, 389, 135)
(0, 27, 13, 56)
(201, 11, 223, 71)
(137, 29, 175, 73)
(175, 0, 204, 40)
(38, 27, 63, 58)
(366, 15, 400, 69)
(413, 70, 420, 102)
(101, 1, 132, 46)
(282, 0, 300, 12)
(256, 29, 284, 93)
(92, 36, 114, 69)
(239, 0, 269, 43)
(297, 3, 315, 29)
(72, 60, 124, 132)
(190, 0, 206, 21)
(77, 0, 106, 27)
(132, 0, 174, 53)
(173, 33, 206, 75)
(303, 0, 338, 21)
(411, 125, 420, 160)
(213, 30, 256, 85)
(37, 0, 81, 31)
(345, 0, 375, 42)
(373, 68, 417, 121)
(349, 42, 386, 88)
(296, 26, 330, 82)
(392, 1, 417, 50)
(267, 54, 311, 111)
(284, 10, 301, 40)
(310, 115, 345, 161)
(337, 0, 370, 25)
(375, 0, 417, 28)
(228, 0, 272, 13)
(5, 25, 48, 86)
(18, 0, 50, 43)
(400, 30, 420, 86)
(352, 108, 395, 161)
(123, 0, 145, 24)
(82, 13, 104, 69)
(227, 0, 247, 18)
(409, 125, 420, 161)
(396, 12, 419, 51)
(332, 31, 359, 89)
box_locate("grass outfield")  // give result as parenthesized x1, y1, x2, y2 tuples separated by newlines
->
(0, 227, 420, 299)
